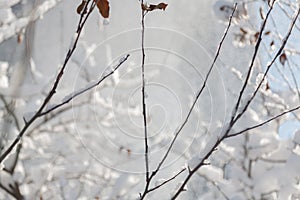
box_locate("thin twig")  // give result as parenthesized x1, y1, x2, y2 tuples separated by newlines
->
(140, 4, 238, 198)
(139, 0, 150, 199)
(147, 168, 186, 193)
(227, 105, 300, 138)
(153, 2, 238, 178)
(0, 95, 20, 131)
(233, 6, 300, 124)
(171, 5, 300, 199)
(38, 54, 130, 117)
(230, 1, 275, 124)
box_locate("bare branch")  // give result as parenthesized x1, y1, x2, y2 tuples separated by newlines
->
(139, 3, 237, 199)
(171, 5, 300, 199)
(230, 1, 275, 124)
(147, 168, 186, 193)
(227, 105, 300, 138)
(0, 0, 124, 163)
(140, 0, 150, 197)
(233, 5, 300, 124)
(152, 3, 238, 179)
(38, 54, 130, 117)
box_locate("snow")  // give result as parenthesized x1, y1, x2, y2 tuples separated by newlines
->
(0, 7, 16, 24)
(0, 0, 20, 8)
(293, 130, 300, 144)
(0, 61, 9, 88)
(0, 0, 62, 43)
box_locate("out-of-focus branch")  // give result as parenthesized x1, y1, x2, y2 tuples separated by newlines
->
(0, 95, 20, 131)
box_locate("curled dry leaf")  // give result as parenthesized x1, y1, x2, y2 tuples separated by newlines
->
(95, 0, 110, 18)
(279, 52, 287, 66)
(259, 7, 264, 20)
(142, 2, 168, 12)
(77, 0, 87, 14)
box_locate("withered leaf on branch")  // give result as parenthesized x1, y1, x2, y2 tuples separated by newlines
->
(279, 52, 287, 66)
(77, 0, 87, 14)
(142, 3, 168, 12)
(259, 7, 265, 20)
(95, 0, 110, 18)
(264, 31, 271, 35)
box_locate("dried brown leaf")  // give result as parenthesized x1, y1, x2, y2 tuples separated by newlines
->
(279, 52, 287, 66)
(77, 0, 87, 14)
(95, 0, 110, 18)
(259, 7, 264, 20)
(142, 2, 168, 12)
(240, 27, 248, 34)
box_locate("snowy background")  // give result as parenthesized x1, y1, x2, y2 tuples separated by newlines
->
(0, 0, 300, 199)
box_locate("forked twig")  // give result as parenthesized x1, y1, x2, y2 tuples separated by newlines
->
(171, 5, 300, 199)
(0, 0, 129, 164)
(139, 3, 237, 199)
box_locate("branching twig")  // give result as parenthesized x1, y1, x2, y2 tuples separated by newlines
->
(233, 5, 300, 124)
(231, 1, 275, 124)
(0, 1, 128, 164)
(147, 168, 186, 193)
(171, 5, 300, 199)
(227, 105, 300, 138)
(138, 3, 237, 199)
(38, 54, 130, 117)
